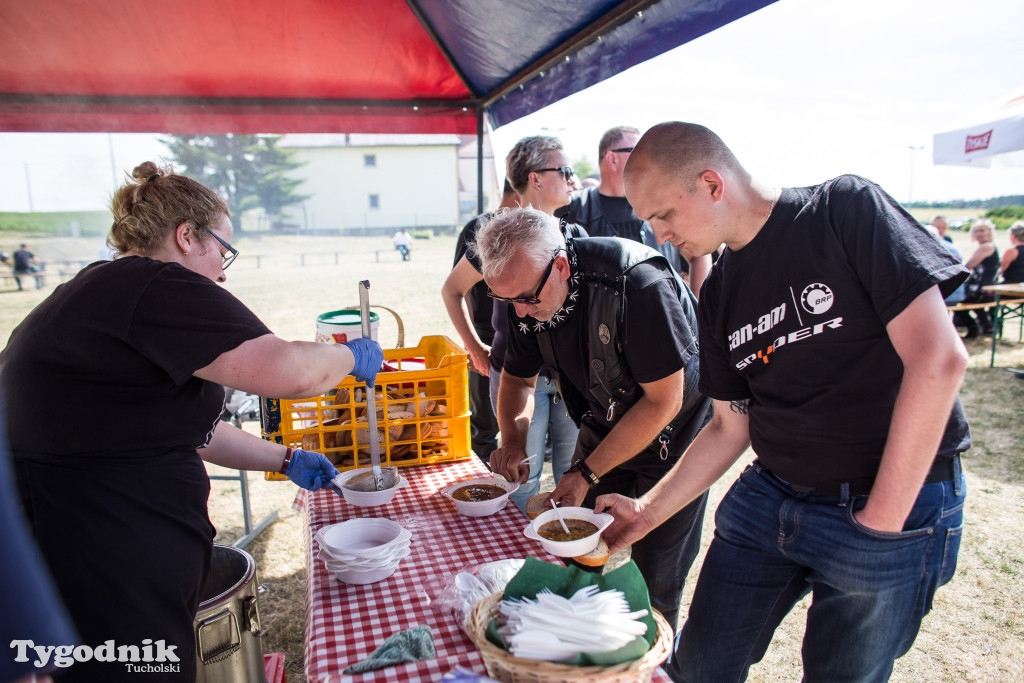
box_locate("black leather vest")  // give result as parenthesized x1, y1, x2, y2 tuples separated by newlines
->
(536, 237, 709, 459)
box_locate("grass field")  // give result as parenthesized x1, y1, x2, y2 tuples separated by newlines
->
(2, 229, 1023, 682)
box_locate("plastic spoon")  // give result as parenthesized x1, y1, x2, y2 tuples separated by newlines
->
(550, 499, 570, 535)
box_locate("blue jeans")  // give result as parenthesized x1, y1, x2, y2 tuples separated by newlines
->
(668, 458, 966, 683)
(489, 369, 578, 512)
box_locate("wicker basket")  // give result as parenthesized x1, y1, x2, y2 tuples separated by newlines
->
(466, 591, 672, 683)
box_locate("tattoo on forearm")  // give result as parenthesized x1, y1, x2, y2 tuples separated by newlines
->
(729, 400, 749, 415)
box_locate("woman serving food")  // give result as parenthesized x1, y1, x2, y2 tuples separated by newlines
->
(0, 162, 383, 682)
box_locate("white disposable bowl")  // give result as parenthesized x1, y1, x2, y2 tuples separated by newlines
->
(315, 518, 411, 559)
(322, 546, 411, 573)
(440, 478, 519, 517)
(329, 558, 403, 585)
(332, 468, 409, 507)
(523, 507, 614, 557)
(318, 541, 410, 567)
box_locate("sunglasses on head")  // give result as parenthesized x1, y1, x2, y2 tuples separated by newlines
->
(610, 146, 634, 153)
(535, 166, 575, 182)
(487, 249, 564, 305)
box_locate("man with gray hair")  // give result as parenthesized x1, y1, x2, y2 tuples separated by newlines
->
(478, 206, 710, 632)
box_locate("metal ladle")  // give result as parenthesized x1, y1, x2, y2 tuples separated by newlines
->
(358, 280, 386, 491)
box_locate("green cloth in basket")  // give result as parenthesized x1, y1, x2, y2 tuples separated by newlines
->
(484, 556, 656, 666)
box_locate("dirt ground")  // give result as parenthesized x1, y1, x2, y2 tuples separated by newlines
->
(3, 229, 1023, 682)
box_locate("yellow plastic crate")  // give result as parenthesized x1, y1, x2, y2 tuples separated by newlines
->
(261, 335, 471, 479)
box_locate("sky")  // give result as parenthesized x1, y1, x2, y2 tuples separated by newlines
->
(1, 0, 1022, 213)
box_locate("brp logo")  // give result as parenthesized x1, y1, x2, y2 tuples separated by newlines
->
(800, 283, 834, 315)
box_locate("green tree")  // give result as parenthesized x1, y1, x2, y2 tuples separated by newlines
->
(160, 134, 309, 233)
(572, 155, 598, 181)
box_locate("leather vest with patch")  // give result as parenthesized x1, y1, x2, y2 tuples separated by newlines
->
(536, 238, 709, 459)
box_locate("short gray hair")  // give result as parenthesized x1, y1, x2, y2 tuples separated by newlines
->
(598, 125, 640, 158)
(474, 207, 565, 281)
(1010, 220, 1024, 242)
(506, 135, 563, 195)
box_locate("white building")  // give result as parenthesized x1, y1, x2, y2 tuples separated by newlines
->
(276, 133, 497, 236)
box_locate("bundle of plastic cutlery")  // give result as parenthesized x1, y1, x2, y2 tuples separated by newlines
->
(496, 585, 649, 661)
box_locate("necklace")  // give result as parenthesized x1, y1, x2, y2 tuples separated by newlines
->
(767, 189, 778, 218)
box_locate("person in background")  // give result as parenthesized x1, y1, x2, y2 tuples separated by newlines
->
(1, 162, 383, 683)
(926, 225, 966, 305)
(1000, 221, 1024, 283)
(393, 227, 412, 261)
(442, 181, 520, 463)
(931, 215, 954, 243)
(602, 121, 969, 682)
(12, 243, 44, 290)
(954, 218, 1000, 338)
(481, 207, 710, 633)
(560, 125, 713, 296)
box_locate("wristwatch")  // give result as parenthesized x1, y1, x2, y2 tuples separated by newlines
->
(566, 458, 600, 489)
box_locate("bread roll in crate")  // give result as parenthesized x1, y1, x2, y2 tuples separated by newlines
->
(261, 335, 471, 479)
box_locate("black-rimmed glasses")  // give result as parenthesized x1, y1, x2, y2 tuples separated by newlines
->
(535, 166, 575, 182)
(610, 146, 634, 153)
(208, 231, 239, 270)
(487, 249, 563, 305)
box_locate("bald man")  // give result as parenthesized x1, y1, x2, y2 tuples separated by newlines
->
(560, 126, 713, 295)
(596, 122, 972, 681)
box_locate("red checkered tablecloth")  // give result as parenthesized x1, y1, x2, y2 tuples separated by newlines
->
(295, 458, 671, 682)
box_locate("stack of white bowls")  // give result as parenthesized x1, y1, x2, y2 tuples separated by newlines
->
(314, 517, 412, 585)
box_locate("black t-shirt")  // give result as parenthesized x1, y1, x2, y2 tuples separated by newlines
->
(453, 214, 495, 346)
(503, 243, 693, 422)
(12, 249, 33, 271)
(698, 175, 971, 486)
(1003, 245, 1024, 283)
(0, 257, 271, 458)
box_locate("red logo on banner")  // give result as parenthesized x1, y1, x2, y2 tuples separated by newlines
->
(965, 130, 993, 153)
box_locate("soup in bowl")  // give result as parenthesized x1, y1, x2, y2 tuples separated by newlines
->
(523, 507, 613, 557)
(441, 478, 519, 517)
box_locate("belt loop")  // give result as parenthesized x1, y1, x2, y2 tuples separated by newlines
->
(839, 482, 850, 507)
(952, 455, 963, 496)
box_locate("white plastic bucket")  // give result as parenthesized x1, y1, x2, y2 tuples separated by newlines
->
(315, 309, 379, 343)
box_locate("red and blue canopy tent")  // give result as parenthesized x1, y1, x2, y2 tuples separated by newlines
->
(0, 0, 775, 207)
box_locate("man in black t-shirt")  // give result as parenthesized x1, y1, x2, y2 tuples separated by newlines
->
(477, 207, 710, 632)
(12, 243, 43, 290)
(600, 122, 971, 682)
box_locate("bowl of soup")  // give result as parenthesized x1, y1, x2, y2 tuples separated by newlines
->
(523, 506, 614, 557)
(440, 478, 519, 517)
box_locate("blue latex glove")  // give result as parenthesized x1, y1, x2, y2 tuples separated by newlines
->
(286, 449, 340, 491)
(343, 338, 384, 384)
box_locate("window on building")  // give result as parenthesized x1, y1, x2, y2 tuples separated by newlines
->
(364, 154, 376, 168)
(369, 194, 380, 210)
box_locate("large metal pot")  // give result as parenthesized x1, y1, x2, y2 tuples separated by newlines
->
(194, 545, 267, 683)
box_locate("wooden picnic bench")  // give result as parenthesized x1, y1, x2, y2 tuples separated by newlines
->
(946, 299, 1024, 315)
(0, 270, 47, 290)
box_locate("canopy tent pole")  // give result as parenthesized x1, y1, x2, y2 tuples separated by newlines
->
(476, 109, 485, 215)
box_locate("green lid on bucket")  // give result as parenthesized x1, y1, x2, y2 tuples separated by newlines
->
(317, 309, 379, 325)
